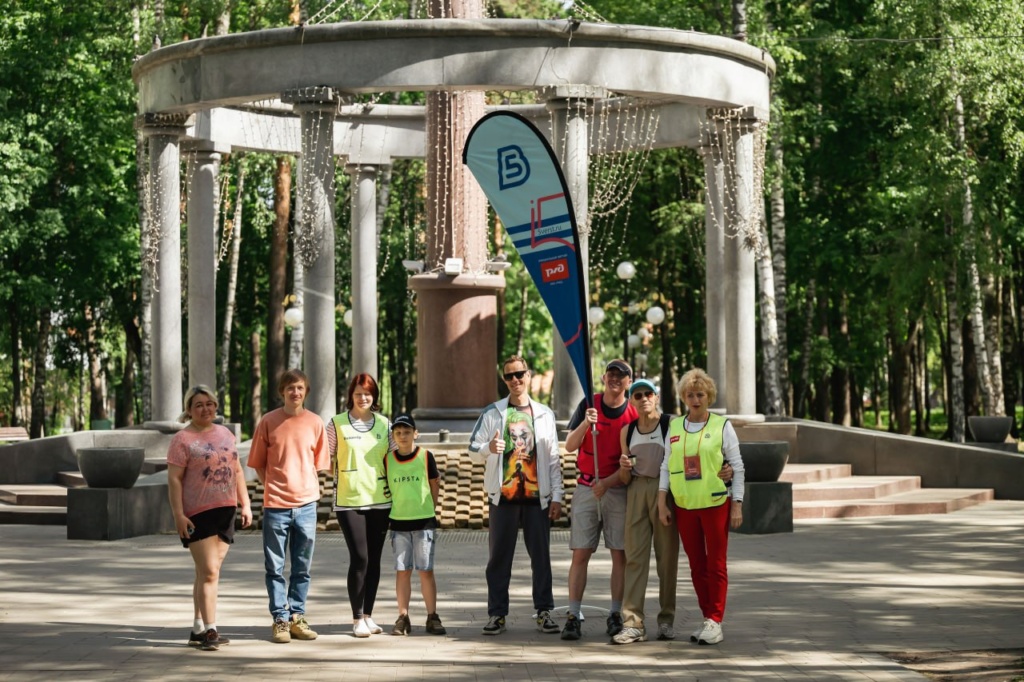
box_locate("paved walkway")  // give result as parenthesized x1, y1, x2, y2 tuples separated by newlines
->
(2, 501, 1023, 681)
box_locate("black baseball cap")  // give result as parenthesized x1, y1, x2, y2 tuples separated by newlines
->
(605, 359, 633, 377)
(392, 414, 416, 430)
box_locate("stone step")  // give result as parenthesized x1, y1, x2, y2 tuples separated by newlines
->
(779, 463, 852, 484)
(141, 459, 168, 475)
(792, 475, 922, 501)
(793, 488, 994, 519)
(55, 471, 87, 488)
(0, 484, 69, 507)
(0, 502, 67, 525)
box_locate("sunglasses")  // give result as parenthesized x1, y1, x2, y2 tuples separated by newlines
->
(632, 391, 655, 400)
(503, 370, 529, 381)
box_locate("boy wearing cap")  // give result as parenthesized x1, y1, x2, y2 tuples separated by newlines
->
(386, 414, 446, 636)
(561, 359, 637, 640)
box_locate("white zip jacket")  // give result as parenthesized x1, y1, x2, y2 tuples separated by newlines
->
(468, 396, 564, 510)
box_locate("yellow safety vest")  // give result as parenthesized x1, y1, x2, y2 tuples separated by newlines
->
(386, 447, 434, 521)
(332, 412, 391, 508)
(667, 413, 729, 510)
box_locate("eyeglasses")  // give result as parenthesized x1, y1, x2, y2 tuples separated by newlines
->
(632, 391, 655, 400)
(503, 370, 529, 381)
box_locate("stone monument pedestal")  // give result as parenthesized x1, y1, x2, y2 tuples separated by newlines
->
(733, 481, 793, 535)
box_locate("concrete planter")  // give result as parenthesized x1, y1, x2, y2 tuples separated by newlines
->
(76, 447, 145, 489)
(967, 416, 1013, 444)
(738, 441, 789, 483)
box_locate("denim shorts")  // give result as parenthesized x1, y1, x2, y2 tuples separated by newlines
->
(391, 529, 436, 571)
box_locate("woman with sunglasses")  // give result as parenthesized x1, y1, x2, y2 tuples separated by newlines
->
(611, 379, 679, 644)
(167, 385, 252, 651)
(328, 373, 394, 638)
(658, 368, 745, 646)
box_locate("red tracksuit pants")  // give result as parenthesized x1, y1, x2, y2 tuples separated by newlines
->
(675, 499, 731, 623)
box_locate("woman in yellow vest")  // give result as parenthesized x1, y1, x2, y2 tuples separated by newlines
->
(329, 373, 393, 638)
(657, 368, 745, 646)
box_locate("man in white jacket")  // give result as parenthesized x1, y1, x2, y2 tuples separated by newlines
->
(468, 355, 564, 636)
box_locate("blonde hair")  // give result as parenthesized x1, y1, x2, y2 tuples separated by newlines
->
(178, 384, 218, 423)
(676, 368, 717, 407)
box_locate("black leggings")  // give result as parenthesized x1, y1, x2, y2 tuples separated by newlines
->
(336, 507, 390, 619)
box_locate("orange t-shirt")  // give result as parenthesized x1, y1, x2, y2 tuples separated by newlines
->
(166, 425, 239, 518)
(247, 408, 329, 509)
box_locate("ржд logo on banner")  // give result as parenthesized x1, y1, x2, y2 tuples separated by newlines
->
(463, 111, 596, 406)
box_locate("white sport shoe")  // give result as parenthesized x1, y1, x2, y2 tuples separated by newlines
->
(690, 619, 707, 642)
(612, 626, 647, 644)
(657, 623, 676, 641)
(697, 619, 723, 645)
(353, 618, 372, 638)
(363, 616, 383, 634)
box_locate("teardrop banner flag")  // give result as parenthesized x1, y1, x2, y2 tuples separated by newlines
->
(463, 110, 595, 407)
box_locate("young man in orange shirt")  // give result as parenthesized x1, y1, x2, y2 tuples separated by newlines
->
(248, 369, 330, 644)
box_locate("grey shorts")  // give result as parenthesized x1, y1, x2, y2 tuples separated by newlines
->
(391, 529, 436, 571)
(569, 484, 626, 551)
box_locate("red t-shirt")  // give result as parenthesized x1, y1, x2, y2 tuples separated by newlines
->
(570, 394, 637, 485)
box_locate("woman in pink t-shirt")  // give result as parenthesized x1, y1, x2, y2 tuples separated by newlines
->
(167, 385, 252, 651)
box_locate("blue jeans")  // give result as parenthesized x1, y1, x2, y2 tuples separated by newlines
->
(263, 501, 318, 622)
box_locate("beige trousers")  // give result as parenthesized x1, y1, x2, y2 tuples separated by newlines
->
(621, 476, 680, 630)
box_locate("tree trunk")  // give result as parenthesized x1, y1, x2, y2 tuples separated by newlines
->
(912, 323, 926, 437)
(731, 0, 747, 41)
(250, 327, 262, 433)
(229, 337, 241, 425)
(218, 155, 246, 409)
(890, 318, 919, 435)
(769, 126, 789, 415)
(755, 197, 783, 417)
(136, 127, 153, 422)
(29, 309, 51, 438)
(982, 233, 1005, 415)
(85, 304, 107, 423)
(811, 292, 830, 422)
(9, 300, 21, 426)
(849, 372, 863, 428)
(794, 280, 815, 418)
(945, 223, 966, 442)
(118, 325, 137, 428)
(1002, 267, 1019, 436)
(963, 318, 981, 418)
(515, 286, 528, 356)
(955, 91, 996, 415)
(267, 156, 290, 405)
(830, 294, 850, 426)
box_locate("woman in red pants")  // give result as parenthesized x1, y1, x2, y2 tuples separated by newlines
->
(658, 368, 745, 645)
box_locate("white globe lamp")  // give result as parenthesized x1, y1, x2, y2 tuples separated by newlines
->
(343, 309, 353, 327)
(637, 327, 650, 341)
(646, 305, 666, 325)
(627, 334, 641, 350)
(616, 261, 636, 280)
(283, 306, 303, 327)
(588, 306, 606, 325)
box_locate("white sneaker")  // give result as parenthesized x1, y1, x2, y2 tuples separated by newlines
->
(697, 619, 723, 645)
(690, 619, 707, 642)
(657, 623, 676, 641)
(353, 618, 372, 638)
(363, 616, 383, 635)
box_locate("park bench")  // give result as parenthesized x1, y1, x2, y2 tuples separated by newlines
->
(0, 426, 30, 443)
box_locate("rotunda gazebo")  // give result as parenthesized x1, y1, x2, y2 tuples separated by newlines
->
(132, 19, 775, 423)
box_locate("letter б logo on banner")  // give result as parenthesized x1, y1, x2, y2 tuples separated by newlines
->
(497, 145, 530, 190)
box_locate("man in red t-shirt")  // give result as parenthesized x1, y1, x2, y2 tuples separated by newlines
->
(248, 369, 330, 645)
(560, 359, 637, 641)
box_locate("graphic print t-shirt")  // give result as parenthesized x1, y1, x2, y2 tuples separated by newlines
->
(166, 425, 239, 518)
(500, 405, 540, 504)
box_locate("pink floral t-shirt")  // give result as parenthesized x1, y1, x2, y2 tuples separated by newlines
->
(166, 425, 239, 518)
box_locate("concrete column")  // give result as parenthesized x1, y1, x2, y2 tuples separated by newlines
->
(545, 87, 604, 418)
(140, 114, 189, 423)
(347, 163, 379, 378)
(701, 129, 727, 410)
(285, 87, 339, 420)
(185, 145, 223, 390)
(722, 115, 758, 417)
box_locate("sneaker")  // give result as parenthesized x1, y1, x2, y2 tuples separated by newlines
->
(535, 610, 560, 634)
(290, 615, 317, 641)
(690, 619, 707, 642)
(200, 628, 224, 651)
(187, 630, 205, 647)
(606, 611, 623, 636)
(612, 626, 647, 644)
(561, 613, 582, 641)
(272, 619, 291, 644)
(697, 619, 723, 645)
(425, 613, 447, 635)
(364, 616, 383, 635)
(392, 614, 411, 636)
(353, 618, 372, 638)
(657, 623, 676, 641)
(481, 615, 506, 635)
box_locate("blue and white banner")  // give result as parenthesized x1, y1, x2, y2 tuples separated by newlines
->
(463, 111, 595, 404)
